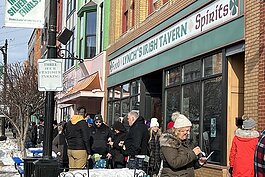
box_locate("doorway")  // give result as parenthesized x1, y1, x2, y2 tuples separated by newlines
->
(226, 52, 244, 164)
(141, 70, 163, 123)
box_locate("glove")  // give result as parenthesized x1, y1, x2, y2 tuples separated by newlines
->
(228, 167, 233, 174)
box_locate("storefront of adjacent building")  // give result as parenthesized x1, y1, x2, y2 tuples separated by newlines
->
(55, 0, 108, 121)
(106, 0, 247, 175)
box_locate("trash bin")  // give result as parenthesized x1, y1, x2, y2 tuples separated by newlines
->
(23, 157, 41, 177)
(33, 158, 59, 177)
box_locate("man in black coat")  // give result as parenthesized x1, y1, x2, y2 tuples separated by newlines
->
(65, 107, 91, 169)
(89, 114, 112, 157)
(88, 114, 112, 168)
(121, 111, 149, 170)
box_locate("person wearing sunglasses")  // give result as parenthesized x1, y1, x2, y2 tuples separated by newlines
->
(89, 114, 113, 168)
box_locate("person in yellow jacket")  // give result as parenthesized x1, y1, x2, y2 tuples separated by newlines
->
(65, 107, 91, 169)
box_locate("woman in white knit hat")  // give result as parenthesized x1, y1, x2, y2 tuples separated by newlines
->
(159, 112, 206, 177)
(148, 118, 162, 177)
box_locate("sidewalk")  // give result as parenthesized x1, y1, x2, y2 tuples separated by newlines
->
(0, 129, 20, 177)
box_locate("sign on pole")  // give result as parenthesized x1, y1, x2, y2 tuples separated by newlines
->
(4, 0, 45, 28)
(38, 59, 63, 91)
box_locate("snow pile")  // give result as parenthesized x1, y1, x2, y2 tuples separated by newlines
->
(0, 138, 20, 176)
(0, 138, 21, 166)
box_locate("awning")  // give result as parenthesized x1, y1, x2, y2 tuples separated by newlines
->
(58, 72, 104, 104)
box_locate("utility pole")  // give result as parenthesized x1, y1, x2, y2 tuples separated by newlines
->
(33, 0, 58, 176)
(43, 0, 57, 159)
(0, 39, 7, 140)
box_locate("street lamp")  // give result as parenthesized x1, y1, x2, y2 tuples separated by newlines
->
(0, 39, 7, 141)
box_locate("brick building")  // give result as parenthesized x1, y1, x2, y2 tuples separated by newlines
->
(105, 0, 265, 176)
(258, 1, 265, 130)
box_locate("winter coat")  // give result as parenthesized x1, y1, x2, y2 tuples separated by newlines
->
(160, 133, 201, 177)
(37, 124, 44, 143)
(122, 116, 149, 156)
(31, 125, 38, 145)
(149, 131, 161, 175)
(52, 127, 59, 140)
(110, 131, 127, 165)
(255, 129, 265, 177)
(65, 115, 91, 154)
(229, 128, 259, 177)
(52, 133, 68, 163)
(89, 123, 112, 156)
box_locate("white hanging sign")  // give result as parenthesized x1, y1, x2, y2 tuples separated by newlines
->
(38, 59, 63, 91)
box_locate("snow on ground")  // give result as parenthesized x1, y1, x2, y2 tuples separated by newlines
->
(0, 132, 22, 177)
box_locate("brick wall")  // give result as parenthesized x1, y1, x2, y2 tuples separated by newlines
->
(244, 0, 260, 122)
(195, 166, 227, 177)
(258, 1, 265, 131)
(34, 29, 42, 66)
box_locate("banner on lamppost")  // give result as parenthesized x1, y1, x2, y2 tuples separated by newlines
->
(4, 0, 45, 28)
(38, 59, 63, 91)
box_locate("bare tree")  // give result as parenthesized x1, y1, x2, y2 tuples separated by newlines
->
(0, 62, 45, 156)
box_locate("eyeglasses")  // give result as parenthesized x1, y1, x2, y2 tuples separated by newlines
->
(95, 121, 102, 124)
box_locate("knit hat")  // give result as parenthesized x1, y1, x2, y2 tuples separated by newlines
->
(94, 114, 103, 122)
(173, 112, 192, 129)
(150, 118, 159, 128)
(171, 112, 180, 122)
(112, 121, 126, 132)
(167, 121, 174, 129)
(86, 118, 94, 124)
(242, 118, 256, 130)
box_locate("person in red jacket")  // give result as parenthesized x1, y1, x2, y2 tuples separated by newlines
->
(229, 117, 259, 177)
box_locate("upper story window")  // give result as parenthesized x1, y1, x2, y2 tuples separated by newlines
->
(131, 0, 135, 28)
(148, 0, 154, 15)
(122, 0, 129, 33)
(85, 11, 97, 58)
(99, 3, 104, 52)
(67, 0, 76, 17)
(123, 11, 128, 33)
(163, 0, 169, 4)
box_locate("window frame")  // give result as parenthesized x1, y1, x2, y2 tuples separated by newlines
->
(107, 79, 141, 125)
(122, 0, 129, 33)
(164, 50, 226, 165)
(67, 0, 76, 18)
(85, 10, 97, 59)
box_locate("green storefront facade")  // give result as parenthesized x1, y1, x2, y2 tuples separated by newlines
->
(107, 0, 244, 167)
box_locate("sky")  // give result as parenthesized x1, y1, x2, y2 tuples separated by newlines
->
(0, 1, 33, 64)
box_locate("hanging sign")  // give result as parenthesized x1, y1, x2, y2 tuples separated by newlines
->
(4, 0, 45, 28)
(38, 59, 63, 91)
